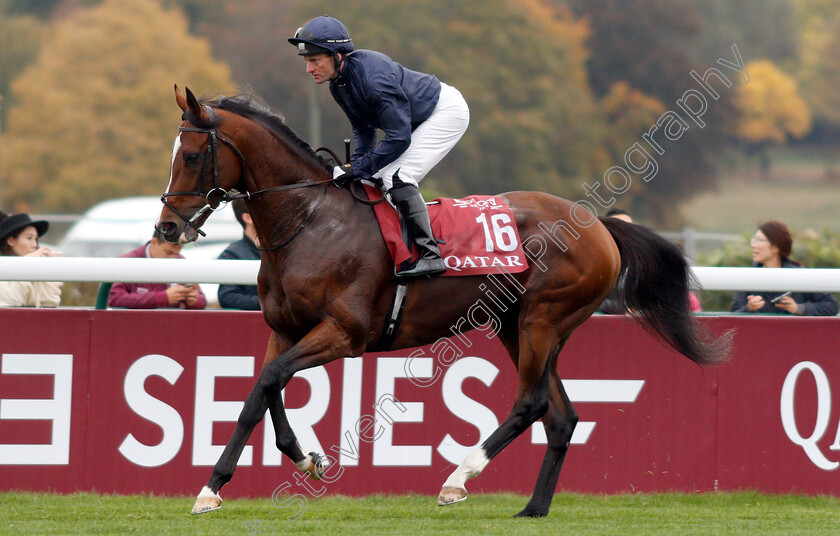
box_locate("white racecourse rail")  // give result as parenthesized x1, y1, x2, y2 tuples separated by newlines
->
(1, 257, 840, 291)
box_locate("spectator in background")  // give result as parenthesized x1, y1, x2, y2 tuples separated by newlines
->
(598, 208, 702, 314)
(108, 230, 206, 309)
(731, 220, 838, 315)
(0, 211, 63, 307)
(605, 207, 633, 223)
(217, 199, 261, 310)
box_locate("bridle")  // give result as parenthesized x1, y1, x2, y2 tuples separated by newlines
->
(161, 106, 343, 250)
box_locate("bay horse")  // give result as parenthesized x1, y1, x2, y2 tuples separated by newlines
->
(158, 86, 731, 517)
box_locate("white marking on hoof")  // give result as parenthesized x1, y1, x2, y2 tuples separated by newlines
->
(438, 486, 468, 506)
(295, 450, 328, 481)
(191, 486, 222, 515)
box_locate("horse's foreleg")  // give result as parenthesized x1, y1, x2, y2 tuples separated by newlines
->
(192, 386, 270, 514)
(266, 396, 328, 480)
(192, 332, 289, 515)
(192, 316, 360, 515)
(514, 369, 577, 518)
(260, 318, 359, 477)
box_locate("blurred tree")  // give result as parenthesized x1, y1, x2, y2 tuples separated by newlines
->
(162, 0, 225, 32)
(185, 0, 326, 147)
(565, 0, 737, 225)
(566, 0, 702, 97)
(0, 0, 235, 213)
(0, 0, 64, 18)
(1, 0, 104, 19)
(692, 0, 797, 64)
(292, 0, 602, 198)
(0, 12, 43, 120)
(600, 83, 667, 142)
(734, 60, 811, 178)
(794, 0, 840, 138)
(594, 82, 667, 205)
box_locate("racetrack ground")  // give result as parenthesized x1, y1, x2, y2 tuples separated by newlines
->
(1, 491, 838, 535)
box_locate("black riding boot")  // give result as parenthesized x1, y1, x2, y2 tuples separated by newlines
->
(389, 183, 446, 278)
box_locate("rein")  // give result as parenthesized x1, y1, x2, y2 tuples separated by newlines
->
(163, 108, 383, 249)
(314, 145, 387, 207)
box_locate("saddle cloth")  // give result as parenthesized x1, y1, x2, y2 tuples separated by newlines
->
(363, 184, 529, 277)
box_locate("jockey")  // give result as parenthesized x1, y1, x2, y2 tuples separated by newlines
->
(289, 15, 470, 278)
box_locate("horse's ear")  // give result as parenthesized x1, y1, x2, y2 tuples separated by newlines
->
(184, 86, 205, 120)
(175, 84, 188, 112)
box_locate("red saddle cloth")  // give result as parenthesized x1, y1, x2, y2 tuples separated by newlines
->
(364, 185, 529, 277)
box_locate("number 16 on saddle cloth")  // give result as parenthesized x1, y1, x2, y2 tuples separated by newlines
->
(366, 188, 530, 277)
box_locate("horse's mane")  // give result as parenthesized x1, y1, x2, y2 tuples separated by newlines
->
(194, 92, 333, 173)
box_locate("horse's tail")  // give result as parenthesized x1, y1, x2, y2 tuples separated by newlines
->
(599, 216, 733, 365)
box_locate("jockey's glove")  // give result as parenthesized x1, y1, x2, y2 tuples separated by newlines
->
(333, 164, 361, 186)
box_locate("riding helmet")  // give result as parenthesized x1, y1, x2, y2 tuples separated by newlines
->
(288, 15, 354, 56)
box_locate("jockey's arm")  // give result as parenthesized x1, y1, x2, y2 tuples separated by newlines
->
(349, 76, 412, 178)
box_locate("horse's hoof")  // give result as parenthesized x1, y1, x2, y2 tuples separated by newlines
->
(297, 450, 328, 481)
(437, 486, 468, 506)
(513, 508, 547, 518)
(191, 486, 222, 515)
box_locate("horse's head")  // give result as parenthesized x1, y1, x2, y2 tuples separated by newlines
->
(157, 85, 246, 244)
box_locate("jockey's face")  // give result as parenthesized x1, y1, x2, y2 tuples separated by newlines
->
(304, 53, 337, 84)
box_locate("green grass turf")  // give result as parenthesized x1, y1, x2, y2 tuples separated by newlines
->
(1, 491, 838, 535)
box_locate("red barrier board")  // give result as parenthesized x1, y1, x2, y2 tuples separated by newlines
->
(710, 316, 840, 494)
(0, 309, 838, 499)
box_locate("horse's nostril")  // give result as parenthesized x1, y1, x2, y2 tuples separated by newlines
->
(156, 221, 178, 242)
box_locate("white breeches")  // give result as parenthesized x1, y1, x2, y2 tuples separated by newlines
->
(374, 83, 469, 190)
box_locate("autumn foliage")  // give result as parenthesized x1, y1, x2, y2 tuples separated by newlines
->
(0, 0, 235, 212)
(0, 0, 835, 222)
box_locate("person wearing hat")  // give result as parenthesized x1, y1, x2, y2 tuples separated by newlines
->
(0, 211, 63, 307)
(289, 15, 470, 278)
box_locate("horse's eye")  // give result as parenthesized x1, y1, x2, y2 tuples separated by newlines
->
(184, 153, 201, 165)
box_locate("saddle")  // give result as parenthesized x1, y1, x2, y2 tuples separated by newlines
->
(362, 184, 529, 277)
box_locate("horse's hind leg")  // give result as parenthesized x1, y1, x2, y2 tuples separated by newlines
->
(515, 361, 577, 517)
(438, 322, 557, 507)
